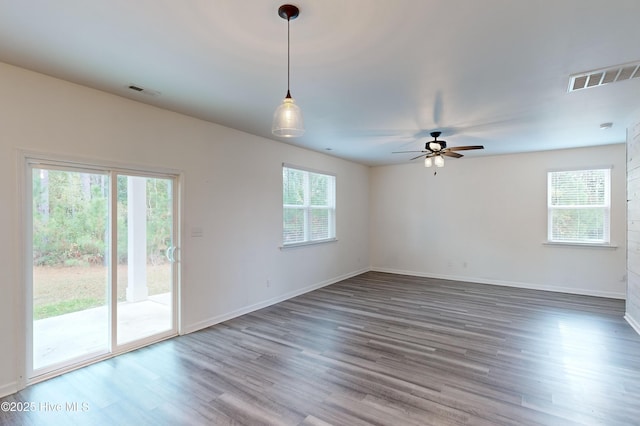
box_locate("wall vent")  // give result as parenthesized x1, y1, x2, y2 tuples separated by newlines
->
(568, 61, 640, 92)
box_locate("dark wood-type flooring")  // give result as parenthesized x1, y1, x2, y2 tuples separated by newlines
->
(2, 272, 640, 425)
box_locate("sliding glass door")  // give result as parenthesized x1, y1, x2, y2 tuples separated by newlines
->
(28, 160, 178, 379)
(31, 167, 110, 371)
(116, 174, 175, 346)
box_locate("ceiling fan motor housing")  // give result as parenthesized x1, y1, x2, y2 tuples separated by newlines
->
(425, 131, 446, 151)
(426, 140, 446, 151)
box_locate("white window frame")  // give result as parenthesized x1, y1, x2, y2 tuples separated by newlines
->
(282, 164, 336, 248)
(547, 167, 611, 246)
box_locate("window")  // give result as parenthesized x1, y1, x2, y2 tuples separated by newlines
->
(283, 164, 336, 246)
(547, 168, 610, 244)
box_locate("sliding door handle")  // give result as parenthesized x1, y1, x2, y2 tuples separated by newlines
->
(166, 246, 175, 263)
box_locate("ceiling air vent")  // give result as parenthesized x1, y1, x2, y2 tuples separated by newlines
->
(568, 61, 640, 92)
(126, 84, 160, 97)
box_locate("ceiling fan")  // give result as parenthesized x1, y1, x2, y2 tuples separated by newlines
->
(393, 131, 484, 169)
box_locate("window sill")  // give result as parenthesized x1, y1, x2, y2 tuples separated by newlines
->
(543, 241, 618, 249)
(280, 238, 337, 250)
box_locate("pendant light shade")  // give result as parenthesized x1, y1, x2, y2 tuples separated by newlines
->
(272, 5, 304, 137)
(424, 157, 433, 168)
(272, 93, 304, 137)
(434, 155, 445, 168)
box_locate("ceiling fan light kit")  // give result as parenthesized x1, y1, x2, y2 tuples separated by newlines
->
(272, 4, 305, 138)
(424, 155, 445, 168)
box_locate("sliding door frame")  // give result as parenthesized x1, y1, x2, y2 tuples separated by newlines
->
(17, 150, 182, 387)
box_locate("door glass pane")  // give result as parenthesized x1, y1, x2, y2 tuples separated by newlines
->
(116, 175, 173, 345)
(32, 168, 109, 371)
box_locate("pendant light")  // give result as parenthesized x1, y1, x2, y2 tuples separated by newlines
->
(272, 4, 305, 138)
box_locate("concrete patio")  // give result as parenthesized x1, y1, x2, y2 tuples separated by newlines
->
(33, 293, 172, 371)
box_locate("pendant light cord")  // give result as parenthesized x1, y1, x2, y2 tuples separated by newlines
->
(286, 16, 291, 98)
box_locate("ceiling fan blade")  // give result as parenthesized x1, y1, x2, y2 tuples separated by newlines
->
(442, 151, 463, 158)
(392, 150, 426, 154)
(410, 153, 429, 161)
(447, 145, 484, 151)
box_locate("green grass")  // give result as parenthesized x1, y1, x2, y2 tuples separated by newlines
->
(34, 298, 104, 320)
(33, 264, 171, 320)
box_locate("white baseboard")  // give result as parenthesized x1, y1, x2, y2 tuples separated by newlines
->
(370, 267, 626, 299)
(181, 268, 370, 335)
(0, 381, 18, 399)
(625, 314, 640, 336)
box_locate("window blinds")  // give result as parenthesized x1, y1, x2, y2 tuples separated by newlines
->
(548, 168, 610, 243)
(283, 166, 335, 245)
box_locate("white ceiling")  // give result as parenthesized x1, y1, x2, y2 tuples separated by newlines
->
(1, 0, 639, 165)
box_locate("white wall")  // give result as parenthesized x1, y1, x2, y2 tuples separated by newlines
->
(0, 62, 370, 396)
(627, 118, 640, 334)
(370, 144, 627, 298)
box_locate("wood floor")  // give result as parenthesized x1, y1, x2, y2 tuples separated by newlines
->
(2, 272, 640, 425)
